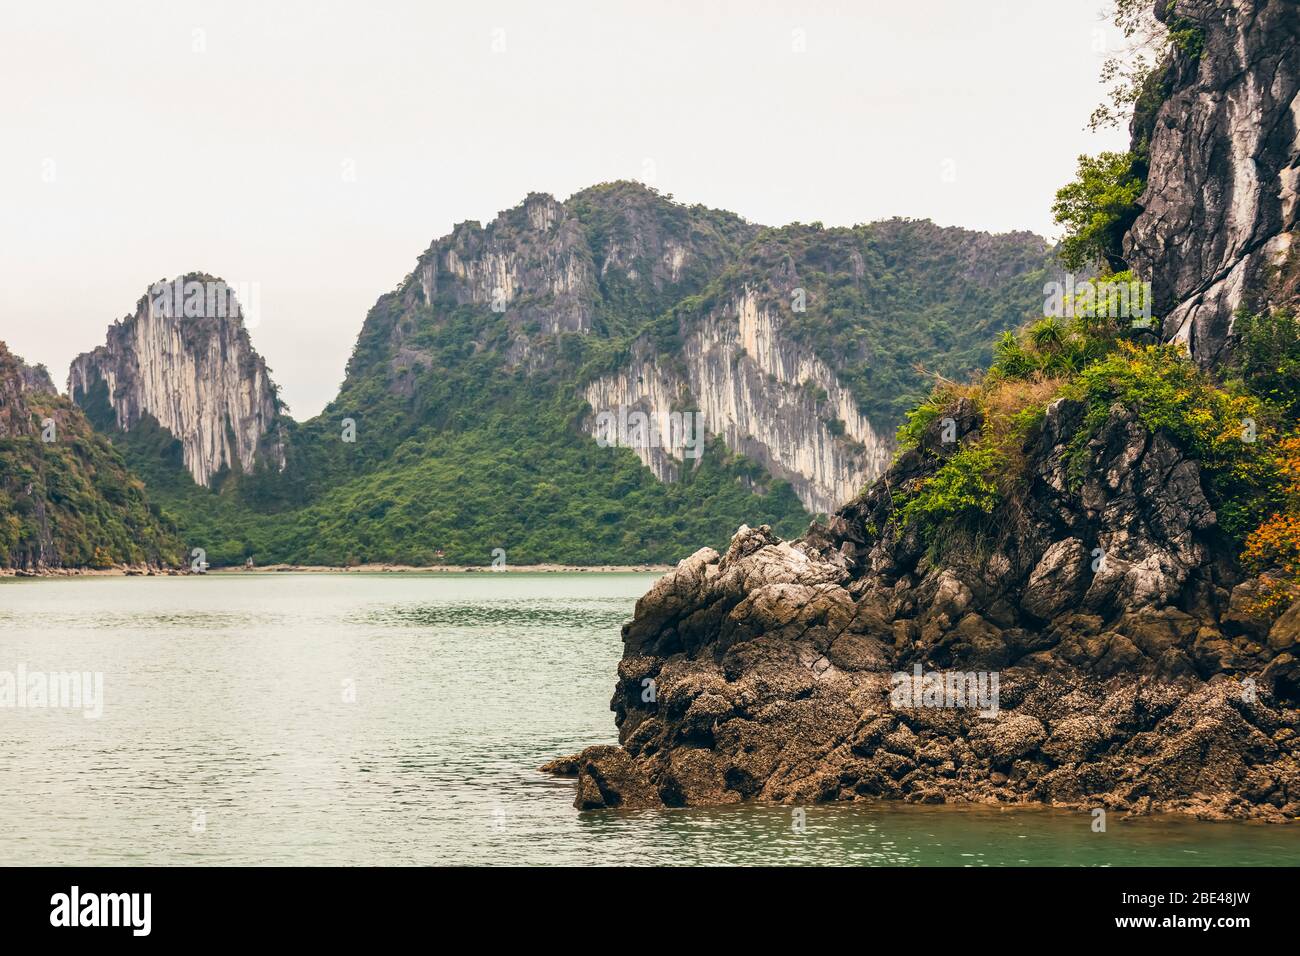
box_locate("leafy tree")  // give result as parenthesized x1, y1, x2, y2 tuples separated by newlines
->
(1089, 1, 1203, 135)
(1230, 308, 1300, 420)
(1052, 152, 1145, 273)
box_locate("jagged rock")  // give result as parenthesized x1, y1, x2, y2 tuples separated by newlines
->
(1022, 538, 1088, 620)
(17, 360, 55, 396)
(1270, 601, 1300, 653)
(571, 745, 659, 810)
(68, 274, 286, 488)
(1125, 0, 1300, 363)
(1223, 579, 1275, 640)
(0, 348, 33, 440)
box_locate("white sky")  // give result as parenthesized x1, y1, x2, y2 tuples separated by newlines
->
(1, 0, 1129, 418)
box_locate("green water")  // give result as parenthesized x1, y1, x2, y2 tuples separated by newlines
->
(0, 573, 1296, 866)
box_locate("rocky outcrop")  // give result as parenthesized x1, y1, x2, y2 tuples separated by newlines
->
(17, 360, 55, 396)
(550, 2, 1300, 816)
(68, 274, 286, 487)
(1125, 0, 1300, 363)
(418, 193, 600, 346)
(0, 350, 56, 439)
(554, 402, 1300, 820)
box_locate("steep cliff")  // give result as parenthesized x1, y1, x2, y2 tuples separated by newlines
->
(583, 291, 892, 515)
(1125, 0, 1300, 362)
(69, 274, 287, 488)
(0, 341, 182, 570)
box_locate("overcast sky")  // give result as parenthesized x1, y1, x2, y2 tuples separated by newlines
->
(1, 0, 1129, 418)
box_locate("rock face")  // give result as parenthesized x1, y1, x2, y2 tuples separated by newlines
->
(417, 193, 600, 346)
(68, 274, 286, 487)
(17, 360, 55, 396)
(555, 403, 1300, 820)
(0, 344, 39, 440)
(582, 289, 892, 514)
(1125, 0, 1300, 363)
(355, 184, 752, 391)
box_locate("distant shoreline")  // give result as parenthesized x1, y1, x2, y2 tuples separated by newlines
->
(213, 563, 672, 575)
(2, 563, 672, 578)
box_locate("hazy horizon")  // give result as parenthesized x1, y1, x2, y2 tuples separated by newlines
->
(2, 0, 1129, 418)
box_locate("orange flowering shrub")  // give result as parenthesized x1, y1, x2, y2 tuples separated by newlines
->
(1243, 436, 1300, 613)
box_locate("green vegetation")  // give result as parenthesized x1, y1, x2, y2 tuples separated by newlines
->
(898, 445, 1003, 533)
(1064, 341, 1271, 541)
(1228, 308, 1300, 419)
(1165, 1, 1206, 59)
(106, 408, 808, 568)
(0, 353, 182, 569)
(895, 278, 1300, 576)
(1052, 153, 1145, 273)
(1235, 309, 1300, 610)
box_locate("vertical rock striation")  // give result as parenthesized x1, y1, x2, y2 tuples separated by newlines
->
(1125, 0, 1300, 362)
(580, 218, 1052, 514)
(68, 274, 286, 487)
(583, 289, 892, 515)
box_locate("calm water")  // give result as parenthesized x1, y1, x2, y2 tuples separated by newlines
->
(0, 573, 1296, 866)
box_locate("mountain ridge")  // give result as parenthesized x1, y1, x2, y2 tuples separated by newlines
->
(59, 184, 1055, 567)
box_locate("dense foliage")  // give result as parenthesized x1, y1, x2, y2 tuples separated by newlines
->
(0, 352, 182, 569)
(898, 445, 1002, 534)
(1235, 309, 1300, 610)
(106, 407, 808, 568)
